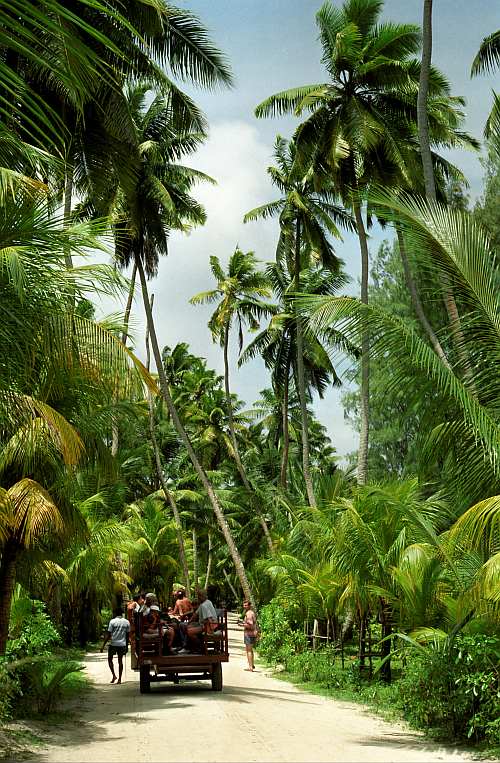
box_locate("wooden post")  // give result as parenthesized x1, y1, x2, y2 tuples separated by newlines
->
(312, 618, 319, 651)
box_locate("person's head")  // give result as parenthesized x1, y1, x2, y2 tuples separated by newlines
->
(133, 593, 143, 604)
(145, 592, 157, 606)
(176, 589, 184, 600)
(196, 588, 207, 603)
(114, 607, 124, 617)
(243, 600, 251, 611)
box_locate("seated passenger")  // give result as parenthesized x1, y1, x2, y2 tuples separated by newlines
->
(141, 593, 161, 638)
(178, 589, 219, 655)
(171, 589, 193, 621)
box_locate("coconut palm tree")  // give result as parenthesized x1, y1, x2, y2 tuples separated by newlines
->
(190, 248, 272, 491)
(244, 136, 352, 505)
(125, 496, 180, 604)
(110, 87, 257, 608)
(300, 190, 500, 509)
(254, 0, 439, 485)
(240, 261, 354, 491)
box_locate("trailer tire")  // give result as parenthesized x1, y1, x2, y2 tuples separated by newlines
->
(139, 665, 151, 694)
(211, 663, 223, 691)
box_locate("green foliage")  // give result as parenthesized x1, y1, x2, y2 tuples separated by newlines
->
(285, 646, 349, 689)
(399, 635, 500, 744)
(7, 601, 61, 660)
(0, 660, 20, 721)
(16, 659, 85, 716)
(257, 600, 307, 666)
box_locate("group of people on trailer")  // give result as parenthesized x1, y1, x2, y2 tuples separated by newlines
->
(101, 587, 220, 684)
(101, 587, 257, 683)
(129, 587, 219, 656)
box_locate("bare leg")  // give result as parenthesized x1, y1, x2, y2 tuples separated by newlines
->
(245, 644, 254, 670)
(117, 654, 124, 684)
(108, 652, 117, 683)
(186, 624, 203, 651)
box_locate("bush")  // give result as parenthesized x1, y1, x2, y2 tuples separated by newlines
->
(0, 660, 20, 721)
(15, 659, 85, 715)
(258, 600, 307, 667)
(7, 600, 60, 660)
(399, 634, 500, 744)
(285, 646, 353, 689)
(4, 599, 85, 719)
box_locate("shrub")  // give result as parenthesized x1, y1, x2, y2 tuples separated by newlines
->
(7, 600, 60, 660)
(16, 659, 85, 715)
(285, 646, 353, 689)
(258, 600, 307, 666)
(399, 634, 500, 744)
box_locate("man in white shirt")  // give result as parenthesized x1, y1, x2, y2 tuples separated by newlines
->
(101, 607, 130, 684)
(178, 589, 219, 654)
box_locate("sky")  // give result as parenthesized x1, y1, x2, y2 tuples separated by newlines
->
(93, 0, 498, 460)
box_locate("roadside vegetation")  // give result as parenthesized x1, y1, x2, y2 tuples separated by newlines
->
(0, 0, 499, 755)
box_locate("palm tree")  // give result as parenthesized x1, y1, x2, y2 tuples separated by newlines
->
(190, 248, 274, 550)
(255, 3, 425, 484)
(190, 248, 272, 491)
(145, 296, 191, 597)
(245, 136, 352, 505)
(126, 496, 179, 604)
(109, 85, 257, 607)
(300, 189, 500, 508)
(240, 262, 354, 491)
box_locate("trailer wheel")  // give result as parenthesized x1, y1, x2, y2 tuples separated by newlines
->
(211, 663, 223, 691)
(139, 665, 151, 694)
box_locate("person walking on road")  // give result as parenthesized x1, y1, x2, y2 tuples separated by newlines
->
(238, 600, 258, 672)
(101, 607, 130, 684)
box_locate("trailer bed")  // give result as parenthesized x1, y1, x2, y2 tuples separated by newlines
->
(136, 608, 229, 694)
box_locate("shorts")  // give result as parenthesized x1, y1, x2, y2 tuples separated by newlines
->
(108, 644, 127, 657)
(244, 634, 257, 646)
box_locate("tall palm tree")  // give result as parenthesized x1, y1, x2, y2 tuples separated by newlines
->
(255, 0, 426, 485)
(190, 248, 274, 550)
(240, 262, 354, 491)
(109, 87, 257, 607)
(245, 136, 352, 505)
(190, 248, 272, 491)
(145, 296, 191, 597)
(300, 190, 500, 509)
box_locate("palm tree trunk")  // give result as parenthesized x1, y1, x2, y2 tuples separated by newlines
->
(135, 255, 256, 610)
(223, 325, 274, 552)
(192, 527, 199, 593)
(396, 227, 450, 369)
(111, 262, 138, 458)
(418, 0, 475, 386)
(205, 532, 212, 589)
(294, 218, 316, 508)
(417, 0, 436, 202)
(222, 567, 239, 603)
(0, 541, 17, 655)
(145, 294, 190, 598)
(121, 262, 137, 345)
(352, 200, 370, 486)
(280, 370, 290, 489)
(379, 600, 393, 683)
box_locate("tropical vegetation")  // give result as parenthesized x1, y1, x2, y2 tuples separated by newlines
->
(0, 0, 499, 752)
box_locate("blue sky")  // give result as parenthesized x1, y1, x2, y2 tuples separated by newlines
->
(96, 1, 499, 459)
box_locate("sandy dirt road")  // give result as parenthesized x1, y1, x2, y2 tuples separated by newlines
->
(24, 616, 470, 763)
